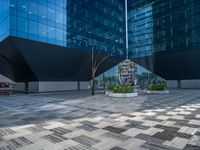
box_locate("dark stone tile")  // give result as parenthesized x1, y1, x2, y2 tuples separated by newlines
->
(135, 133, 164, 144)
(50, 127, 71, 135)
(72, 135, 100, 147)
(0, 128, 16, 136)
(135, 125, 151, 130)
(183, 144, 200, 150)
(195, 132, 200, 136)
(141, 142, 179, 150)
(42, 133, 68, 143)
(103, 132, 130, 142)
(184, 115, 196, 120)
(110, 146, 126, 150)
(168, 119, 188, 127)
(152, 131, 175, 141)
(26, 125, 45, 133)
(0, 145, 16, 150)
(176, 132, 193, 139)
(125, 120, 150, 130)
(8, 137, 33, 148)
(66, 144, 96, 150)
(77, 124, 97, 132)
(81, 121, 98, 126)
(126, 120, 143, 125)
(103, 126, 126, 134)
(144, 116, 163, 122)
(154, 125, 179, 133)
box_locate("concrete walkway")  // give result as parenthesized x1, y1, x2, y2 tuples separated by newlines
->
(0, 90, 200, 150)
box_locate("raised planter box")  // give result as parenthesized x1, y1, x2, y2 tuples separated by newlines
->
(106, 91, 138, 98)
(145, 90, 169, 94)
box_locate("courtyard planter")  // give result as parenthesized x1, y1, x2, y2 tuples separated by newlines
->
(145, 90, 169, 94)
(146, 82, 169, 94)
(106, 91, 138, 97)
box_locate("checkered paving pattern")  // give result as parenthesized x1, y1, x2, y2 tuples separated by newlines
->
(0, 90, 200, 150)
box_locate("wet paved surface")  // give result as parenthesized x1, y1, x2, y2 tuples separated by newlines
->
(0, 90, 200, 150)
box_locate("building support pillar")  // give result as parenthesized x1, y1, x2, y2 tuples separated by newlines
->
(77, 81, 80, 91)
(177, 80, 181, 89)
(25, 82, 29, 94)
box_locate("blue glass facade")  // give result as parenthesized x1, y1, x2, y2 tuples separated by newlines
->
(9, 0, 67, 46)
(0, 0, 126, 56)
(128, 0, 200, 58)
(0, 0, 126, 82)
(0, 0, 10, 41)
(127, 0, 200, 80)
(67, 0, 126, 56)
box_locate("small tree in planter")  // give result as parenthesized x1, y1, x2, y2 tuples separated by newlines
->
(91, 46, 119, 95)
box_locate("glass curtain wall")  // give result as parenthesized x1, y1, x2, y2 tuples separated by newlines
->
(128, 0, 198, 58)
(0, 0, 10, 41)
(67, 0, 126, 57)
(9, 0, 67, 46)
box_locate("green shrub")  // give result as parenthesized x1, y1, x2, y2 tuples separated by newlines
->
(107, 84, 115, 91)
(113, 85, 134, 93)
(148, 82, 167, 91)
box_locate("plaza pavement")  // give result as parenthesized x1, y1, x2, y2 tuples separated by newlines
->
(0, 90, 200, 150)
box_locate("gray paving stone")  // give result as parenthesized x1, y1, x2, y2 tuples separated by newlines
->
(71, 135, 100, 147)
(0, 90, 200, 149)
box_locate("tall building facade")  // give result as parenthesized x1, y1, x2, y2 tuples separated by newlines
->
(0, 0, 126, 82)
(128, 0, 200, 82)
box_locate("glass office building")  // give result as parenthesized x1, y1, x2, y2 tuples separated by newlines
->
(128, 0, 200, 80)
(0, 1, 10, 41)
(0, 0, 126, 82)
(5, 0, 126, 54)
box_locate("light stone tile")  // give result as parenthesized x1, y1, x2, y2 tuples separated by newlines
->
(178, 111, 191, 115)
(63, 129, 90, 138)
(153, 109, 166, 112)
(114, 116, 129, 122)
(109, 114, 122, 117)
(131, 116, 145, 122)
(43, 121, 66, 130)
(188, 136, 200, 147)
(189, 120, 200, 126)
(10, 124, 35, 131)
(163, 137, 190, 149)
(94, 122, 115, 128)
(196, 114, 200, 119)
(170, 115, 185, 120)
(64, 122, 83, 129)
(25, 131, 53, 143)
(166, 111, 178, 115)
(178, 126, 198, 135)
(156, 115, 170, 120)
(17, 139, 55, 150)
(130, 112, 144, 116)
(119, 138, 146, 150)
(160, 121, 176, 127)
(186, 108, 196, 111)
(93, 138, 122, 150)
(142, 121, 159, 127)
(0, 140, 9, 147)
(174, 108, 185, 111)
(114, 122, 129, 128)
(55, 139, 78, 149)
(3, 130, 32, 140)
(87, 129, 109, 139)
(143, 112, 156, 116)
(122, 128, 145, 137)
(144, 127, 164, 135)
